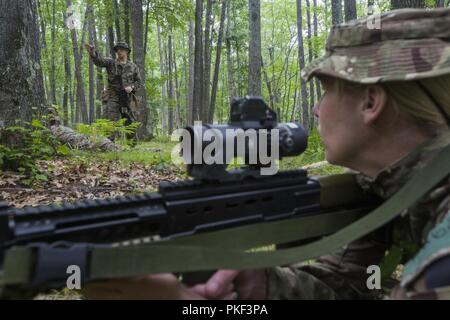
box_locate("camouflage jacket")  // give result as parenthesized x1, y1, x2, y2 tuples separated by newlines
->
(90, 50, 143, 93)
(266, 131, 450, 300)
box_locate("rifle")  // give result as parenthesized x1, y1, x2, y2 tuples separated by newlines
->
(0, 97, 381, 299)
(118, 89, 137, 124)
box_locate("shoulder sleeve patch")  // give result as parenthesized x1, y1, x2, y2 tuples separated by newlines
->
(401, 211, 450, 288)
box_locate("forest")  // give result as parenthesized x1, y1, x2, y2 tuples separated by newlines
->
(3, 0, 448, 135)
(0, 0, 447, 201)
(0, 0, 449, 300)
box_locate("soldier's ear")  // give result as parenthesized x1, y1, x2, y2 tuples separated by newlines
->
(362, 85, 388, 125)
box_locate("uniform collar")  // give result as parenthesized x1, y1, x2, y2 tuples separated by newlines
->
(356, 130, 450, 199)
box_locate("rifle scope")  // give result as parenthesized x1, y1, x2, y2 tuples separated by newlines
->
(181, 97, 308, 180)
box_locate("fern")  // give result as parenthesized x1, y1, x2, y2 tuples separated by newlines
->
(76, 119, 141, 146)
(0, 120, 69, 185)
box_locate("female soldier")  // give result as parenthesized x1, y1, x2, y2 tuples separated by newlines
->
(83, 7, 450, 300)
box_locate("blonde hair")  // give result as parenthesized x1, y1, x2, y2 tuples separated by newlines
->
(332, 74, 450, 134)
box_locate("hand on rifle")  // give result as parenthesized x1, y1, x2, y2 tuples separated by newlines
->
(81, 273, 240, 300)
(84, 43, 95, 56)
(190, 269, 267, 300)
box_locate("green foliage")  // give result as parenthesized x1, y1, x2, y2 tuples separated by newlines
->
(380, 246, 404, 281)
(148, 0, 194, 31)
(93, 140, 180, 172)
(152, 135, 173, 143)
(76, 119, 141, 146)
(0, 120, 68, 184)
(301, 127, 325, 163)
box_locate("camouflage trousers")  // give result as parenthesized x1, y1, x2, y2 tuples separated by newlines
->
(103, 90, 126, 122)
(102, 90, 137, 142)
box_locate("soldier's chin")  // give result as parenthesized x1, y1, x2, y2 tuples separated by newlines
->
(324, 149, 338, 166)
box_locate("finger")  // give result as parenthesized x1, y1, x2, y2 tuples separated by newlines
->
(189, 284, 206, 297)
(214, 283, 235, 300)
(139, 273, 179, 283)
(205, 270, 240, 299)
(222, 291, 238, 301)
(189, 282, 234, 300)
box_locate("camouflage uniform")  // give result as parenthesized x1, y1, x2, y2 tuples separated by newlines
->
(89, 42, 142, 122)
(267, 8, 450, 300)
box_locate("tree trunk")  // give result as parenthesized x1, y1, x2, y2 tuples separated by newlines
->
(291, 59, 300, 121)
(144, 0, 150, 61)
(306, 0, 315, 123)
(37, 0, 49, 102)
(70, 77, 75, 125)
(225, 0, 235, 106)
(123, 0, 131, 45)
(344, 0, 357, 22)
(248, 0, 262, 96)
(66, 0, 87, 124)
(313, 0, 322, 102)
(79, 6, 90, 60)
(0, 0, 47, 126)
(269, 3, 278, 112)
(297, 0, 310, 132)
(232, 1, 243, 97)
(157, 25, 168, 134)
(173, 41, 182, 128)
(93, 21, 104, 120)
(49, 0, 57, 105)
(184, 40, 190, 127)
(167, 34, 175, 134)
(209, 0, 227, 123)
(268, 46, 278, 113)
(113, 0, 122, 41)
(188, 19, 195, 125)
(88, 5, 95, 124)
(63, 18, 71, 126)
(262, 57, 274, 110)
(202, 0, 213, 122)
(331, 0, 343, 25)
(435, 0, 445, 7)
(130, 0, 151, 139)
(280, 44, 294, 121)
(107, 26, 116, 57)
(193, 0, 204, 122)
(37, 0, 47, 50)
(391, 0, 425, 9)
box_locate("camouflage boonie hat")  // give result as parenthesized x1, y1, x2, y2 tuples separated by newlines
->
(302, 8, 450, 83)
(114, 41, 131, 53)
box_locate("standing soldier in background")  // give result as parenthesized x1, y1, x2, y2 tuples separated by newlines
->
(84, 41, 142, 129)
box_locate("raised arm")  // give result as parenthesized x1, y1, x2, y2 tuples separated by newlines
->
(84, 43, 114, 68)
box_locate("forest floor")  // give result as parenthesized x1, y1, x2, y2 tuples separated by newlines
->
(1, 139, 342, 208)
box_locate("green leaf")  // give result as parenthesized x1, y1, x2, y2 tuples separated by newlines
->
(380, 246, 404, 280)
(31, 119, 45, 129)
(57, 144, 70, 155)
(35, 174, 48, 181)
